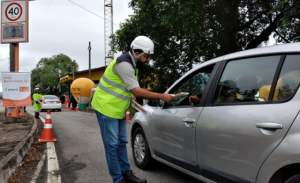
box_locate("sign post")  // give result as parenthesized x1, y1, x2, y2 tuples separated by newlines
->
(1, 0, 32, 116)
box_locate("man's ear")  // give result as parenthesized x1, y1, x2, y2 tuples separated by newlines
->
(134, 52, 139, 56)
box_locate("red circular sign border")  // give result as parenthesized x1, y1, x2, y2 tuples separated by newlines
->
(5, 3, 23, 22)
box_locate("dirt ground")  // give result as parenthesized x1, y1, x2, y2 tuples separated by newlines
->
(0, 113, 46, 183)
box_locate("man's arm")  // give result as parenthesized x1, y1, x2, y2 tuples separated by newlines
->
(131, 87, 175, 103)
(114, 62, 175, 102)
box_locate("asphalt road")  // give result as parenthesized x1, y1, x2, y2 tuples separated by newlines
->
(26, 106, 201, 183)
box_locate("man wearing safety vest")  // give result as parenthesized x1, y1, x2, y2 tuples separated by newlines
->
(32, 88, 43, 119)
(92, 36, 175, 183)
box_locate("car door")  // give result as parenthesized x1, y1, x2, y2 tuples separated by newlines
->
(197, 55, 300, 183)
(149, 63, 218, 173)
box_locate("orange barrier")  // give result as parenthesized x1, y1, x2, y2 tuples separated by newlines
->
(38, 110, 57, 142)
(126, 109, 131, 120)
(7, 107, 25, 117)
(10, 107, 19, 117)
(76, 104, 79, 111)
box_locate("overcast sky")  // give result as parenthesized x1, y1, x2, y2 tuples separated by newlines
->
(0, 0, 134, 91)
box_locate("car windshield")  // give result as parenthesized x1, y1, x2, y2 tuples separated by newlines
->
(43, 96, 58, 100)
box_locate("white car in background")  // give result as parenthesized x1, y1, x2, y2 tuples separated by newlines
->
(41, 95, 61, 112)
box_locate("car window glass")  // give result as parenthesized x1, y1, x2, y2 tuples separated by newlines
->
(274, 55, 300, 101)
(213, 55, 281, 104)
(43, 96, 58, 100)
(168, 65, 214, 106)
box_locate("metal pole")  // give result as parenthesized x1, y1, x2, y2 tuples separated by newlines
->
(58, 69, 61, 96)
(88, 42, 91, 79)
(10, 44, 15, 72)
(15, 43, 19, 72)
(72, 60, 75, 82)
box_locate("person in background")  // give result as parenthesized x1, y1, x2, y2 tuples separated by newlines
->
(32, 88, 43, 119)
(278, 70, 300, 100)
(92, 36, 175, 183)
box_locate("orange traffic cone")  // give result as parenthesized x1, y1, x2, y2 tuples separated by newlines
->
(70, 105, 73, 111)
(66, 105, 69, 110)
(76, 104, 79, 111)
(39, 110, 57, 142)
(126, 109, 131, 120)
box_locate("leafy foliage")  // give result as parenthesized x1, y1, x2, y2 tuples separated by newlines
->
(110, 0, 299, 92)
(31, 54, 78, 96)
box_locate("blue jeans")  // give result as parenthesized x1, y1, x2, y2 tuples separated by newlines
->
(94, 110, 131, 183)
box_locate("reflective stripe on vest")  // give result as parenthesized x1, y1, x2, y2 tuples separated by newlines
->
(97, 74, 131, 101)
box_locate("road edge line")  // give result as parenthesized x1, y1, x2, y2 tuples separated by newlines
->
(28, 111, 61, 183)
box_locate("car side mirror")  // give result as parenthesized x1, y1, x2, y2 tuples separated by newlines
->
(143, 99, 148, 105)
(158, 100, 164, 107)
(147, 99, 159, 107)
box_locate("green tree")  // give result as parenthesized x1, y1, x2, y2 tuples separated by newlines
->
(110, 0, 300, 92)
(31, 54, 78, 96)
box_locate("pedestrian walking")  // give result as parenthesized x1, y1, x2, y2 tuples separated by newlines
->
(92, 36, 175, 183)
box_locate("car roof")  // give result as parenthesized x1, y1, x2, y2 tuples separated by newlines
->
(43, 95, 58, 98)
(190, 42, 300, 74)
(166, 42, 300, 93)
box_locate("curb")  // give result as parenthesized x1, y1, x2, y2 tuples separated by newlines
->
(0, 116, 38, 183)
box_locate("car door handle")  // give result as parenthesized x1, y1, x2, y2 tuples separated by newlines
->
(183, 118, 196, 123)
(256, 123, 283, 129)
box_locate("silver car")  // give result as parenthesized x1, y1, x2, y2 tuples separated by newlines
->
(131, 42, 300, 183)
(41, 95, 62, 112)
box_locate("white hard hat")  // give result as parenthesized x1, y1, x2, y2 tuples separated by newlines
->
(130, 36, 154, 55)
(34, 88, 39, 91)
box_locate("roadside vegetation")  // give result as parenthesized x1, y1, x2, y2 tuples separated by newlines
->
(110, 0, 300, 92)
(30, 54, 79, 96)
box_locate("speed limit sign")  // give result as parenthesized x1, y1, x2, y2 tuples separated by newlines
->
(1, 0, 28, 43)
(5, 3, 23, 21)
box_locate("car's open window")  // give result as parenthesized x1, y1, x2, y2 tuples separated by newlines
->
(166, 64, 214, 107)
(273, 55, 300, 101)
(212, 55, 281, 104)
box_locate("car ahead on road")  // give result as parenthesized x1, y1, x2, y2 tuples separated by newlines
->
(41, 95, 61, 112)
(131, 42, 300, 183)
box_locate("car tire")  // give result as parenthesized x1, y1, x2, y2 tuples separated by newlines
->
(285, 174, 300, 183)
(58, 109, 61, 112)
(132, 127, 155, 169)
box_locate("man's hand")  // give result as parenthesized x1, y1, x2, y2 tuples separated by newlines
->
(160, 94, 176, 103)
(131, 87, 175, 102)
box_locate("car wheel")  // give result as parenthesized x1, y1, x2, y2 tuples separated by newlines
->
(58, 109, 61, 112)
(285, 174, 300, 183)
(132, 127, 155, 169)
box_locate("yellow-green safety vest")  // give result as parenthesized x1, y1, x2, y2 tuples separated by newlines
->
(91, 57, 138, 119)
(33, 93, 43, 112)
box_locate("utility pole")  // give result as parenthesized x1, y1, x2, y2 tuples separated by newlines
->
(88, 42, 91, 79)
(58, 69, 61, 96)
(72, 60, 75, 82)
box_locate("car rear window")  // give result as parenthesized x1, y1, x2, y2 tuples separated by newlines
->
(43, 96, 59, 100)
